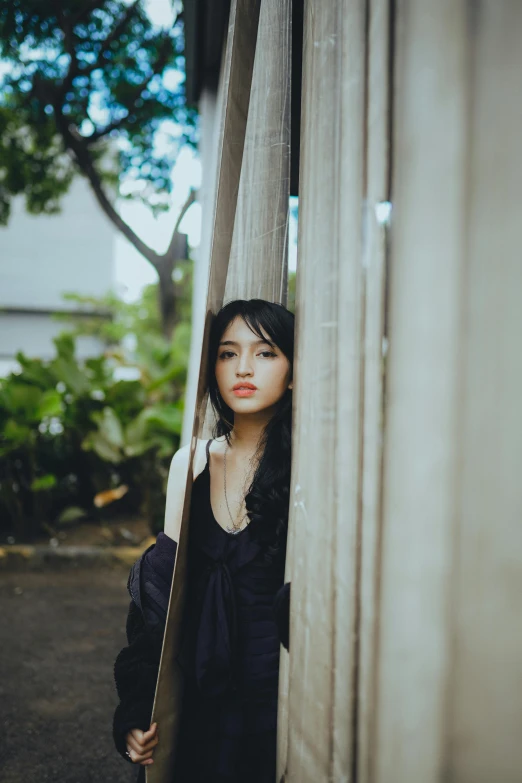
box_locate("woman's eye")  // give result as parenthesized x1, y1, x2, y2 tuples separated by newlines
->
(218, 350, 276, 359)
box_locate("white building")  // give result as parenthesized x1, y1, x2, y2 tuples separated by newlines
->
(0, 178, 116, 373)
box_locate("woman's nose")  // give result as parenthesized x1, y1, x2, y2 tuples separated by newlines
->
(236, 357, 253, 374)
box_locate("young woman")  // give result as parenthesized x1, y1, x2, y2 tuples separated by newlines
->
(112, 298, 293, 783)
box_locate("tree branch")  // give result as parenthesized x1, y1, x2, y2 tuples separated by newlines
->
(54, 5, 80, 95)
(87, 114, 129, 143)
(71, 1, 104, 27)
(87, 32, 175, 143)
(80, 1, 141, 77)
(58, 1, 143, 100)
(163, 188, 197, 260)
(55, 113, 161, 269)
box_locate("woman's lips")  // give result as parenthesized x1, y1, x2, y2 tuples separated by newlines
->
(233, 388, 256, 397)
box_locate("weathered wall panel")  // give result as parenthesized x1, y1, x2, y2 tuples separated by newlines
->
(357, 1, 390, 781)
(448, 4, 522, 779)
(282, 1, 367, 780)
(375, 2, 522, 782)
(225, 0, 291, 304)
(374, 4, 468, 781)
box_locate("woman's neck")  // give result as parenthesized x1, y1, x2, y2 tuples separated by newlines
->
(228, 410, 273, 456)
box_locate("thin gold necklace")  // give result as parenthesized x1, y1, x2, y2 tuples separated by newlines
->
(223, 441, 255, 534)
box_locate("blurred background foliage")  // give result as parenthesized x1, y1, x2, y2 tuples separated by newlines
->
(0, 262, 193, 542)
(0, 0, 196, 221)
(0, 0, 198, 338)
(0, 0, 197, 541)
(0, 265, 296, 543)
(0, 0, 298, 543)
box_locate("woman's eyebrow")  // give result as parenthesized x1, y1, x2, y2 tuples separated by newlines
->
(219, 338, 276, 348)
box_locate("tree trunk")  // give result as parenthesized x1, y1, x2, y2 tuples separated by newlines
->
(156, 232, 188, 340)
(157, 263, 176, 340)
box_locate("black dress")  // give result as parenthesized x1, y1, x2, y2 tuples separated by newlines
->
(112, 438, 290, 783)
(173, 437, 286, 782)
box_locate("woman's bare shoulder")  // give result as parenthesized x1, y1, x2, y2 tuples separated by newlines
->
(168, 438, 209, 479)
(164, 439, 206, 540)
(192, 437, 210, 480)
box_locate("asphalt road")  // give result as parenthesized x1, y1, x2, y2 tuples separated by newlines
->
(0, 567, 138, 783)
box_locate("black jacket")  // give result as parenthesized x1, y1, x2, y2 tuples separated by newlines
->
(112, 537, 172, 774)
(112, 535, 290, 775)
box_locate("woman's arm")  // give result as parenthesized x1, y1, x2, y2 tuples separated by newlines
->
(163, 442, 192, 542)
(163, 438, 208, 541)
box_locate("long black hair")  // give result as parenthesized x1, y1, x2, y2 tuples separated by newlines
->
(207, 299, 294, 564)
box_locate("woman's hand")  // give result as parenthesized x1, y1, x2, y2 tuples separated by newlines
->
(125, 722, 158, 765)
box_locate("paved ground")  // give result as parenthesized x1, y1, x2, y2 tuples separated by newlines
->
(0, 567, 139, 783)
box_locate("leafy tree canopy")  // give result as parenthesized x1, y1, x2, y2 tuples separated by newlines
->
(0, 0, 197, 225)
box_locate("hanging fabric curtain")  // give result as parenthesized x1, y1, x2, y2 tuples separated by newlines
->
(146, 0, 291, 778)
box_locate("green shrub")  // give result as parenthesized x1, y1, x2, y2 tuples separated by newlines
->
(0, 282, 190, 541)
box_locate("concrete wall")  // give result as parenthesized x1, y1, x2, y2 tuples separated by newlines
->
(0, 178, 115, 366)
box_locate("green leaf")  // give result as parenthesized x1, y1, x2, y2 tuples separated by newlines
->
(84, 356, 111, 386)
(53, 333, 75, 361)
(125, 410, 148, 446)
(91, 407, 124, 449)
(3, 419, 32, 444)
(56, 506, 88, 525)
(154, 434, 179, 459)
(36, 390, 62, 419)
(0, 383, 42, 419)
(50, 356, 90, 397)
(31, 474, 57, 491)
(143, 404, 183, 434)
(82, 431, 123, 464)
(124, 439, 157, 458)
(15, 353, 56, 387)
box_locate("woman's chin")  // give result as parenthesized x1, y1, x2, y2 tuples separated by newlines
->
(228, 399, 261, 413)
(226, 397, 271, 415)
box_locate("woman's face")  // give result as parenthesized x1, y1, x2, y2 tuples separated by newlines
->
(215, 316, 292, 416)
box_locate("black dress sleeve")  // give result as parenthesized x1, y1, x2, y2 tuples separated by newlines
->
(140, 532, 177, 632)
(112, 598, 161, 762)
(273, 581, 291, 651)
(112, 534, 178, 762)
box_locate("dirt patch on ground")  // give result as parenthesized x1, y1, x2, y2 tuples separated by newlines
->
(0, 568, 140, 783)
(3, 515, 151, 549)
